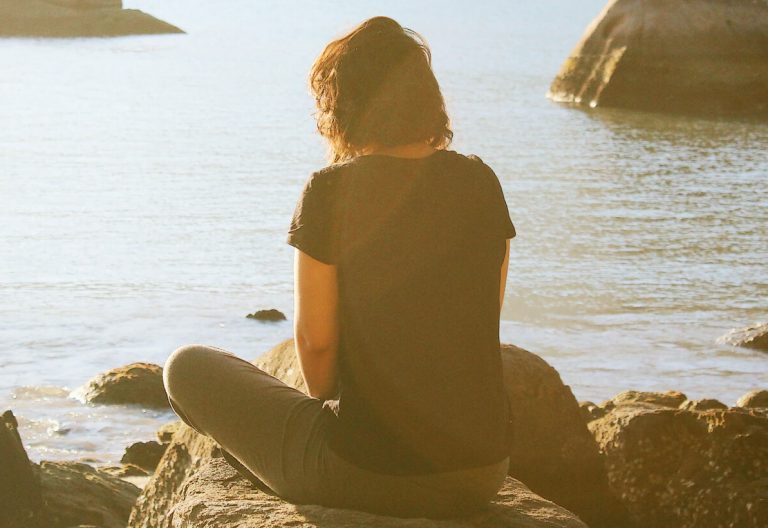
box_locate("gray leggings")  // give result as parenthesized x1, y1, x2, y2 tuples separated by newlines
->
(163, 344, 510, 519)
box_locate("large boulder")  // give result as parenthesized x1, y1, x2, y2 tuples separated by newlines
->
(0, 410, 44, 528)
(589, 401, 768, 528)
(79, 362, 170, 409)
(0, 0, 184, 37)
(35, 461, 141, 528)
(719, 322, 768, 352)
(255, 339, 625, 527)
(548, 0, 768, 117)
(164, 456, 588, 528)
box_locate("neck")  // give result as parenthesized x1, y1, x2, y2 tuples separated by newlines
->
(360, 142, 437, 159)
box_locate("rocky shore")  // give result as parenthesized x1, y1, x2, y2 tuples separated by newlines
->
(2, 339, 766, 528)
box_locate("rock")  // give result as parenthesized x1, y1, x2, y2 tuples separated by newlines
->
(1, 409, 44, 528)
(100, 463, 149, 478)
(606, 389, 687, 409)
(156, 420, 182, 444)
(128, 422, 221, 528)
(578, 401, 606, 422)
(679, 398, 728, 412)
(589, 405, 768, 528)
(164, 456, 588, 528)
(246, 308, 287, 322)
(0, 0, 184, 38)
(254, 339, 626, 527)
(80, 362, 170, 409)
(121, 441, 167, 472)
(548, 0, 768, 118)
(36, 461, 140, 528)
(737, 389, 768, 409)
(719, 322, 768, 352)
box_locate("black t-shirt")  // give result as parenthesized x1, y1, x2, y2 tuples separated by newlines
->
(286, 148, 516, 475)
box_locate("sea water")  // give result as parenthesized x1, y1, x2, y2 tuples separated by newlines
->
(1, 0, 766, 464)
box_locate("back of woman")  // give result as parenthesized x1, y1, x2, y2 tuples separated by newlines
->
(288, 150, 515, 474)
(163, 15, 517, 520)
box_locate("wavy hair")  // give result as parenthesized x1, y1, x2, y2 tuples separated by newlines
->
(309, 16, 453, 163)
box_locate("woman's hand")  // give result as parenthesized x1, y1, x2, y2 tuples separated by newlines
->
(293, 248, 340, 400)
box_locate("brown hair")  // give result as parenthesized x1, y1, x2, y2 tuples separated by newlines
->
(309, 16, 453, 163)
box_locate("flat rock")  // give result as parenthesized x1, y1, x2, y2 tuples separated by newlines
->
(548, 0, 768, 117)
(720, 322, 768, 352)
(36, 460, 141, 528)
(0, 0, 184, 38)
(737, 389, 768, 409)
(166, 457, 588, 528)
(79, 362, 170, 409)
(589, 405, 768, 528)
(604, 389, 687, 409)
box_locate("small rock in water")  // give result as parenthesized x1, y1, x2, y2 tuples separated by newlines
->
(79, 362, 170, 410)
(719, 322, 768, 352)
(121, 440, 167, 472)
(737, 390, 768, 409)
(606, 389, 688, 409)
(246, 308, 287, 322)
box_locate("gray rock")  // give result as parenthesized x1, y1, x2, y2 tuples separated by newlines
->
(166, 457, 589, 528)
(737, 389, 768, 409)
(589, 405, 768, 528)
(720, 322, 768, 352)
(80, 362, 170, 409)
(0, 0, 184, 38)
(548, 0, 768, 118)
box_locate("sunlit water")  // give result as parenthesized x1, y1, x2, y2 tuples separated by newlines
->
(1, 0, 766, 466)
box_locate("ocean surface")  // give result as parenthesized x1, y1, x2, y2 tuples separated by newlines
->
(1, 0, 766, 465)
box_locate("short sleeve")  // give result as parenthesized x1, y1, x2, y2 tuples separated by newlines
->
(286, 171, 339, 264)
(472, 156, 516, 240)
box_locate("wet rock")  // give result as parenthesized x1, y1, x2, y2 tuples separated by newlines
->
(156, 420, 182, 444)
(548, 0, 768, 118)
(1, 409, 44, 528)
(165, 456, 588, 528)
(121, 441, 167, 472)
(737, 389, 768, 409)
(36, 461, 140, 528)
(80, 362, 170, 409)
(0, 0, 184, 37)
(254, 339, 627, 528)
(246, 308, 287, 321)
(679, 398, 728, 412)
(720, 322, 768, 352)
(606, 389, 687, 409)
(589, 405, 768, 528)
(578, 401, 606, 422)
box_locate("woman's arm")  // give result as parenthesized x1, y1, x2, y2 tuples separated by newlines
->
(500, 238, 511, 310)
(293, 248, 339, 400)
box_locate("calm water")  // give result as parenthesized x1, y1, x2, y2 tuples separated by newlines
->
(1, 0, 766, 465)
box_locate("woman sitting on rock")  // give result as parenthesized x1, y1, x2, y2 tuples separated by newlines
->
(163, 15, 516, 519)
